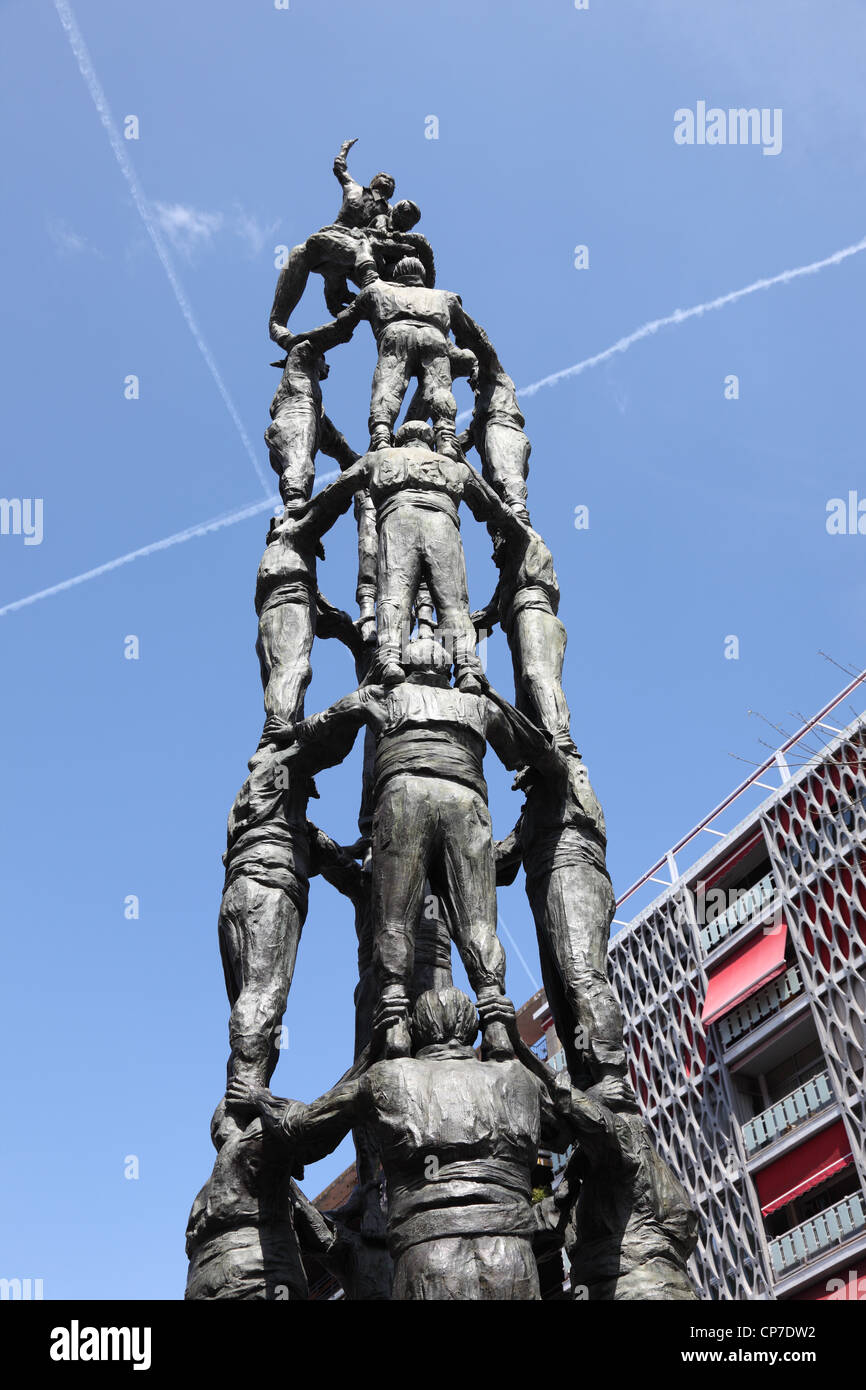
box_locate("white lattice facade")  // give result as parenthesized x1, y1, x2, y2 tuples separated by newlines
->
(608, 715, 866, 1301)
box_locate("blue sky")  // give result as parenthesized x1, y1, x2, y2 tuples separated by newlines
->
(2, 0, 865, 1298)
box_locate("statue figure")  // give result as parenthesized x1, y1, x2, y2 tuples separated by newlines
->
(275, 638, 563, 1060)
(218, 722, 360, 1095)
(255, 472, 360, 730)
(227, 987, 563, 1301)
(465, 339, 532, 524)
(550, 1074, 699, 1300)
(185, 146, 698, 1306)
(496, 745, 623, 1089)
(331, 137, 396, 229)
(185, 1102, 308, 1301)
(268, 139, 434, 340)
(265, 341, 357, 507)
(474, 523, 573, 750)
(332, 420, 528, 689)
(310, 823, 453, 1242)
(284, 257, 491, 456)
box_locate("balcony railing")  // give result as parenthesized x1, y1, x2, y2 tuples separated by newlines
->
(718, 964, 804, 1049)
(699, 871, 777, 953)
(769, 1192, 866, 1277)
(742, 1072, 834, 1157)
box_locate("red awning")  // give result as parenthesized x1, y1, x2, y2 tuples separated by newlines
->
(701, 921, 788, 1026)
(755, 1120, 854, 1216)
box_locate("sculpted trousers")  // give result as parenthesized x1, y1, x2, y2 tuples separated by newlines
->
(480, 420, 531, 516)
(256, 592, 316, 725)
(218, 876, 304, 1086)
(274, 230, 376, 329)
(371, 774, 505, 1001)
(369, 324, 456, 443)
(393, 1235, 540, 1301)
(507, 603, 572, 747)
(526, 846, 624, 1085)
(376, 506, 482, 679)
(264, 400, 320, 506)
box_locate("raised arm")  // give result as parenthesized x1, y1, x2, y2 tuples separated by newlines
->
(319, 413, 361, 472)
(484, 685, 562, 776)
(494, 815, 523, 886)
(228, 1075, 367, 1166)
(307, 820, 366, 902)
(448, 296, 498, 362)
(269, 266, 298, 352)
(333, 137, 360, 191)
(274, 688, 370, 770)
(302, 458, 369, 539)
(275, 683, 390, 771)
(461, 462, 529, 538)
(290, 297, 365, 354)
(549, 1074, 624, 1168)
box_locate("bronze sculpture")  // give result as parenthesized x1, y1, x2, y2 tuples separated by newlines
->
(185, 140, 699, 1302)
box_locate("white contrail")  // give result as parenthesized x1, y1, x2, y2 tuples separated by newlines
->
(0, 471, 340, 618)
(9, 226, 864, 618)
(0, 497, 276, 617)
(52, 0, 271, 496)
(516, 235, 866, 399)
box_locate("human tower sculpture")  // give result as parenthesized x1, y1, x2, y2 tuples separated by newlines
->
(185, 141, 699, 1302)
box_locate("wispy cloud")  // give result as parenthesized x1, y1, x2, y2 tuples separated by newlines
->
(151, 202, 224, 256)
(52, 0, 271, 496)
(151, 201, 278, 260)
(231, 206, 279, 258)
(47, 217, 101, 258)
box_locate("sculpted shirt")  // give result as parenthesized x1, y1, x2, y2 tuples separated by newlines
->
(280, 1052, 556, 1257)
(367, 446, 468, 528)
(522, 753, 608, 877)
(373, 685, 490, 801)
(353, 281, 458, 342)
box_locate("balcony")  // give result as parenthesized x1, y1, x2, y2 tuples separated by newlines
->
(769, 1192, 866, 1278)
(699, 871, 777, 953)
(718, 964, 805, 1049)
(742, 1072, 834, 1157)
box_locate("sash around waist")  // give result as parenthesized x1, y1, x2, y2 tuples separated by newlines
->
(376, 490, 460, 529)
(374, 733, 486, 801)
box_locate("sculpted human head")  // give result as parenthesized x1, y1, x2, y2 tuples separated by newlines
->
(411, 987, 479, 1051)
(394, 420, 435, 451)
(391, 255, 426, 287)
(391, 199, 420, 231)
(370, 171, 396, 200)
(402, 636, 451, 689)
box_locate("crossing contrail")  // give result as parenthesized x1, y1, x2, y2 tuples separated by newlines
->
(8, 221, 865, 618)
(516, 234, 866, 399)
(0, 496, 277, 617)
(0, 471, 341, 618)
(52, 0, 271, 496)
